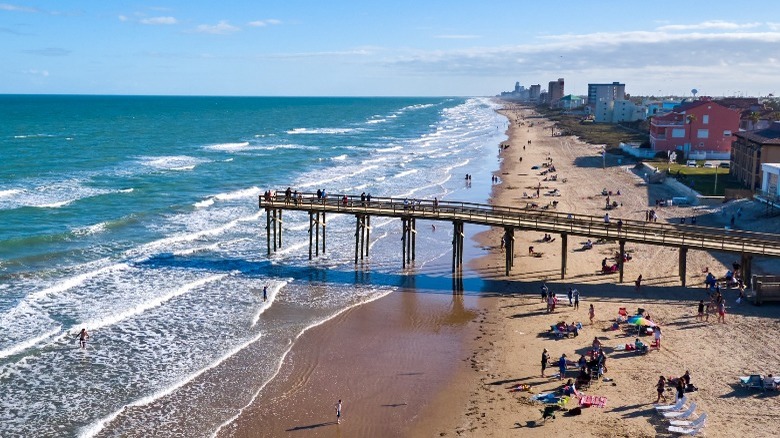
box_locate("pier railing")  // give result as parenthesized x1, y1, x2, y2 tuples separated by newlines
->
(260, 191, 780, 258)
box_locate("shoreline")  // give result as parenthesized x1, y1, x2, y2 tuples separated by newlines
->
(222, 102, 780, 438)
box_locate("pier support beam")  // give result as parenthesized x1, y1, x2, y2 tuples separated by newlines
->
(504, 226, 515, 276)
(618, 239, 626, 283)
(561, 233, 568, 280)
(272, 208, 277, 252)
(308, 212, 313, 260)
(266, 208, 271, 256)
(679, 246, 688, 287)
(411, 218, 416, 261)
(366, 216, 370, 257)
(741, 254, 753, 286)
(321, 213, 326, 254)
(402, 218, 408, 268)
(315, 212, 320, 257)
(355, 215, 361, 264)
(451, 221, 464, 275)
(277, 209, 282, 249)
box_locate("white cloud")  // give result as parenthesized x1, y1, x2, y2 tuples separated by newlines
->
(140, 16, 178, 25)
(118, 15, 128, 22)
(656, 20, 763, 31)
(434, 34, 481, 39)
(0, 3, 39, 12)
(195, 20, 240, 35)
(248, 19, 281, 27)
(25, 69, 49, 77)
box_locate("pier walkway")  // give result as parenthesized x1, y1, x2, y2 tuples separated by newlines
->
(259, 192, 780, 286)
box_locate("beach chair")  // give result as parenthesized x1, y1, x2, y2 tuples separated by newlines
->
(655, 395, 687, 412)
(663, 402, 696, 419)
(739, 375, 764, 390)
(668, 423, 705, 435)
(670, 412, 707, 428)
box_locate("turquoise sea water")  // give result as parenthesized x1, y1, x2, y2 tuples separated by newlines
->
(0, 95, 507, 437)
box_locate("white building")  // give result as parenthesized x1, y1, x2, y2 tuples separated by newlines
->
(759, 163, 780, 203)
(594, 100, 647, 123)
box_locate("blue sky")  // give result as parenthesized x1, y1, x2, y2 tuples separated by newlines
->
(2, 0, 780, 96)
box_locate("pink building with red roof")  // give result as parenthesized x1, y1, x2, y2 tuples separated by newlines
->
(649, 99, 741, 159)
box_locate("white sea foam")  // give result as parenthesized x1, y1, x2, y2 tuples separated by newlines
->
(193, 198, 215, 209)
(0, 189, 21, 198)
(214, 187, 261, 201)
(36, 199, 74, 208)
(79, 326, 266, 438)
(28, 263, 131, 300)
(331, 154, 348, 161)
(399, 103, 436, 112)
(296, 165, 378, 189)
(365, 118, 387, 124)
(393, 169, 418, 179)
(286, 127, 358, 135)
(138, 156, 207, 171)
(72, 222, 108, 236)
(80, 274, 227, 332)
(203, 142, 250, 151)
(0, 327, 62, 360)
(376, 145, 402, 153)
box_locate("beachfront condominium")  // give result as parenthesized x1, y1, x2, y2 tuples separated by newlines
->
(587, 82, 626, 108)
(529, 84, 541, 102)
(548, 78, 564, 107)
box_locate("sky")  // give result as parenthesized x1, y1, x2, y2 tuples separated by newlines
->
(2, 0, 780, 97)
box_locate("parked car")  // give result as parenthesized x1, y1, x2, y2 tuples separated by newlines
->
(704, 162, 715, 168)
(719, 162, 730, 168)
(686, 160, 697, 167)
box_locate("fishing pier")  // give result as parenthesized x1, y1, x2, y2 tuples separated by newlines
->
(259, 192, 780, 286)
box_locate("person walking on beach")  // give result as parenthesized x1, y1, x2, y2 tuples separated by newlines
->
(717, 300, 726, 324)
(573, 289, 580, 310)
(697, 300, 704, 322)
(540, 283, 548, 302)
(335, 399, 342, 424)
(653, 326, 661, 350)
(558, 354, 567, 380)
(588, 304, 595, 325)
(263, 285, 268, 302)
(76, 328, 89, 349)
(635, 274, 643, 292)
(567, 288, 573, 306)
(541, 348, 549, 377)
(655, 376, 668, 403)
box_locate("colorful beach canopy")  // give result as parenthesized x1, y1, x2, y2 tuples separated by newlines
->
(627, 315, 656, 327)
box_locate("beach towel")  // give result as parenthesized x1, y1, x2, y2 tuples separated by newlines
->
(579, 395, 607, 408)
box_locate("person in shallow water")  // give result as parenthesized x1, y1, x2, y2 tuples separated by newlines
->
(77, 328, 89, 349)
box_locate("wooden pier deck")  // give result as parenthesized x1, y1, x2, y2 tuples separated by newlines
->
(259, 192, 780, 285)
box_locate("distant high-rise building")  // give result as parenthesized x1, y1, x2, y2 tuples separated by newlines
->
(514, 82, 522, 93)
(587, 82, 626, 106)
(529, 84, 541, 101)
(548, 78, 565, 107)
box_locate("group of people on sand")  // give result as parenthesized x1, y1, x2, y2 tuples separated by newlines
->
(656, 371, 696, 403)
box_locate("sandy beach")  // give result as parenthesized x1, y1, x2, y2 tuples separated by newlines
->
(223, 103, 780, 438)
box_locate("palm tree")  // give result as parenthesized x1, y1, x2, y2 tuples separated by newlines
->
(748, 111, 761, 130)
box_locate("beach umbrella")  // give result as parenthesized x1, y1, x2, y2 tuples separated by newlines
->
(627, 315, 656, 327)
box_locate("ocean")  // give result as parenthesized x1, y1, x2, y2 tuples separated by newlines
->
(0, 95, 507, 437)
